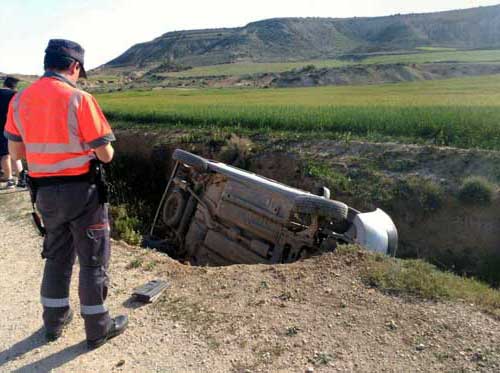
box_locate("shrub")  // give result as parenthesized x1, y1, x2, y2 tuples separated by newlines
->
(306, 161, 351, 194)
(301, 64, 317, 72)
(458, 176, 495, 206)
(109, 205, 142, 245)
(126, 258, 143, 269)
(218, 134, 254, 168)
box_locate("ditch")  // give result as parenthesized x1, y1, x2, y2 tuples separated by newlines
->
(108, 129, 500, 287)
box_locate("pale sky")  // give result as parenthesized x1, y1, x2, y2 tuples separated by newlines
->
(0, 0, 498, 74)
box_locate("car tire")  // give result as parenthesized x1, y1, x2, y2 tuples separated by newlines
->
(162, 189, 187, 227)
(173, 149, 208, 171)
(293, 195, 348, 222)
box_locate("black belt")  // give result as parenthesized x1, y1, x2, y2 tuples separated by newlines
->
(31, 173, 92, 187)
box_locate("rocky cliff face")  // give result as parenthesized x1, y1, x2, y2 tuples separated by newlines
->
(100, 5, 500, 71)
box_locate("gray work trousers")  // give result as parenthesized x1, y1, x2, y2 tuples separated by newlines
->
(36, 181, 112, 341)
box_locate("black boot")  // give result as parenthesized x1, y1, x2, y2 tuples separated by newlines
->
(87, 315, 128, 350)
(16, 170, 27, 188)
(45, 309, 74, 342)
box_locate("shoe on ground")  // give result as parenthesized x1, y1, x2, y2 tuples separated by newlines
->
(18, 170, 27, 186)
(45, 309, 74, 342)
(87, 315, 128, 350)
(5, 179, 16, 189)
(16, 178, 26, 188)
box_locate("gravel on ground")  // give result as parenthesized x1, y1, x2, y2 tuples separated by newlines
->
(0, 189, 499, 372)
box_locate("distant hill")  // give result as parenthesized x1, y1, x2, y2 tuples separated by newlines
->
(98, 5, 500, 73)
(0, 72, 38, 86)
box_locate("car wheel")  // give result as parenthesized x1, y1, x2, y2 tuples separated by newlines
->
(293, 195, 348, 222)
(162, 189, 187, 227)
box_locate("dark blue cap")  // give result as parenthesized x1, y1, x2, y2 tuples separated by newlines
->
(45, 39, 87, 78)
(3, 76, 19, 89)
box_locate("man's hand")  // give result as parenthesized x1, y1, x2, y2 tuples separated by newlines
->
(94, 143, 114, 163)
(8, 140, 26, 160)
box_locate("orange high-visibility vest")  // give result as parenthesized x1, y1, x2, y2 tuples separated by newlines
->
(4, 73, 114, 178)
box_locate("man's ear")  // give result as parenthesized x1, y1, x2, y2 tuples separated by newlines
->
(69, 60, 79, 76)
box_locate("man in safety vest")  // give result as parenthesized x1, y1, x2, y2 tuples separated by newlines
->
(4, 39, 128, 349)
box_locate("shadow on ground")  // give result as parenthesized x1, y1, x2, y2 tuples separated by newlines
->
(0, 328, 47, 366)
(12, 342, 87, 373)
(122, 296, 148, 310)
(0, 328, 87, 372)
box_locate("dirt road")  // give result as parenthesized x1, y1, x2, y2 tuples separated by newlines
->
(1, 189, 499, 372)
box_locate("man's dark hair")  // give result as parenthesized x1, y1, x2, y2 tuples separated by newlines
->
(3, 76, 19, 89)
(44, 53, 75, 72)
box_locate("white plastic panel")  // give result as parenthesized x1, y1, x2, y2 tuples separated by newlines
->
(353, 209, 396, 254)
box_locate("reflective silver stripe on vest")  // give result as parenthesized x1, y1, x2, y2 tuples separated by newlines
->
(41, 296, 70, 308)
(81, 304, 108, 315)
(67, 91, 91, 152)
(25, 142, 90, 154)
(12, 91, 26, 139)
(29, 154, 95, 173)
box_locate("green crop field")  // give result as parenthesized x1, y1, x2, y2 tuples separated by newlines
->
(416, 47, 457, 52)
(163, 49, 500, 78)
(361, 49, 500, 65)
(163, 60, 351, 78)
(97, 74, 500, 150)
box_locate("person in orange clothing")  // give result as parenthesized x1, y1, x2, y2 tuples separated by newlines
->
(4, 39, 128, 349)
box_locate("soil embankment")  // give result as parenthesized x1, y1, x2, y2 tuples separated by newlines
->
(287, 140, 500, 284)
(266, 63, 500, 88)
(111, 130, 500, 285)
(0, 189, 499, 372)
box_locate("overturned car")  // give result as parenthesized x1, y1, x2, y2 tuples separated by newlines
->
(149, 149, 398, 265)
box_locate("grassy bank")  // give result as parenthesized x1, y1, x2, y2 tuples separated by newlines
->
(163, 59, 350, 78)
(98, 75, 500, 150)
(161, 49, 500, 78)
(359, 49, 500, 65)
(357, 247, 500, 318)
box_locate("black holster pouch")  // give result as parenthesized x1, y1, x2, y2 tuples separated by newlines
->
(26, 174, 47, 237)
(89, 159, 109, 205)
